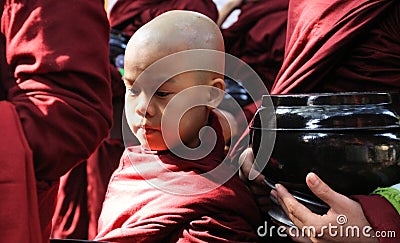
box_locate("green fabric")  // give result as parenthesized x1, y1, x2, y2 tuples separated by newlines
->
(372, 186, 400, 214)
(118, 68, 124, 76)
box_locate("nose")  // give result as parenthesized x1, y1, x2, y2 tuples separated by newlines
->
(135, 93, 154, 117)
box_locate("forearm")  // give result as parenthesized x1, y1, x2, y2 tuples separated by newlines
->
(217, 0, 243, 27)
(2, 0, 113, 181)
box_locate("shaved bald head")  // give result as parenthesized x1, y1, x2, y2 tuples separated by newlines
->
(128, 10, 224, 54)
(124, 10, 225, 85)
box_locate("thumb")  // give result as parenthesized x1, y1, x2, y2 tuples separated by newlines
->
(306, 172, 350, 210)
(238, 147, 265, 183)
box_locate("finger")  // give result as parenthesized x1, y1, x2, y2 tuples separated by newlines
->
(238, 147, 265, 184)
(305, 173, 351, 210)
(275, 184, 318, 228)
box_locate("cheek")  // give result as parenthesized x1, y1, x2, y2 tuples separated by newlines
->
(124, 97, 138, 128)
(179, 108, 207, 138)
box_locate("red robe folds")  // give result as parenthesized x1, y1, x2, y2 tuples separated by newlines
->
(271, 0, 400, 94)
(96, 112, 262, 242)
(0, 0, 112, 242)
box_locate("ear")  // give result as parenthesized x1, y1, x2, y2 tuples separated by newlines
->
(207, 77, 226, 108)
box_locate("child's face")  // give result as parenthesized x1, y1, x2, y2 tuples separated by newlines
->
(124, 48, 211, 151)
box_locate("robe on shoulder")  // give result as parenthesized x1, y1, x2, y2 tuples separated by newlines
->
(96, 112, 262, 242)
(271, 0, 400, 94)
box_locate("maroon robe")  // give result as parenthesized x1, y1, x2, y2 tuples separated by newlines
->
(0, 102, 41, 242)
(51, 66, 125, 241)
(353, 195, 400, 243)
(109, 0, 219, 36)
(96, 112, 262, 242)
(0, 0, 112, 242)
(271, 0, 400, 94)
(222, 0, 289, 91)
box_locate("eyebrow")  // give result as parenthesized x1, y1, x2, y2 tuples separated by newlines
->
(122, 76, 137, 87)
(161, 78, 176, 84)
(122, 75, 177, 87)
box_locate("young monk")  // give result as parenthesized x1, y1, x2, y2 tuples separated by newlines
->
(95, 10, 262, 242)
(52, 0, 220, 240)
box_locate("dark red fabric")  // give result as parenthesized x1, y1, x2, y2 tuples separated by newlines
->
(51, 162, 89, 239)
(222, 0, 289, 91)
(0, 101, 42, 242)
(0, 0, 112, 241)
(51, 139, 125, 240)
(96, 112, 262, 242)
(271, 0, 400, 94)
(352, 195, 400, 243)
(109, 0, 218, 36)
(1, 0, 112, 181)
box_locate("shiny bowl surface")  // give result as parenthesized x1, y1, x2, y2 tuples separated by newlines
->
(251, 92, 400, 204)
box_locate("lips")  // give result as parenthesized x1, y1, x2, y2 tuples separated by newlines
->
(138, 125, 158, 135)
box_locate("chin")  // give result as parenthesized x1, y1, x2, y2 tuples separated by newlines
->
(144, 142, 168, 151)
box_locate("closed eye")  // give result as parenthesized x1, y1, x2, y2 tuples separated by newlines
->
(155, 91, 171, 97)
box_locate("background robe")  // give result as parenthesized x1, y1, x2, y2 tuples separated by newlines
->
(0, 0, 112, 242)
(271, 0, 400, 94)
(222, 0, 289, 91)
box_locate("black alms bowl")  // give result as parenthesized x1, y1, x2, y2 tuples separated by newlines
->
(251, 92, 400, 206)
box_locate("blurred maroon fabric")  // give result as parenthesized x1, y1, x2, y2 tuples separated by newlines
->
(110, 0, 218, 36)
(222, 0, 289, 91)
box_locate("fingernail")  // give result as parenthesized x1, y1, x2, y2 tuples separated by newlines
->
(275, 183, 281, 190)
(270, 189, 277, 198)
(308, 173, 319, 186)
